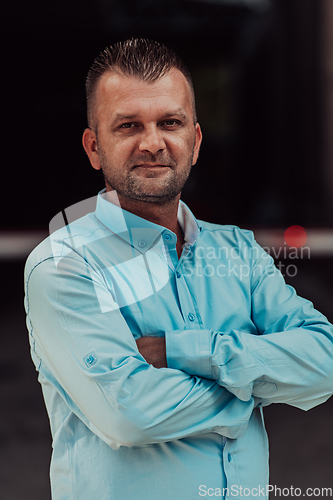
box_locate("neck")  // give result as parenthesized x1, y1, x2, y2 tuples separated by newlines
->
(107, 190, 185, 256)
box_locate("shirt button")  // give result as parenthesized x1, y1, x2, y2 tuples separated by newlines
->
(176, 271, 181, 278)
(228, 453, 232, 462)
(138, 240, 146, 248)
(84, 352, 97, 367)
(164, 233, 171, 241)
(188, 313, 195, 322)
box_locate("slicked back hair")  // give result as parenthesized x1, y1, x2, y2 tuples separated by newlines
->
(85, 38, 197, 131)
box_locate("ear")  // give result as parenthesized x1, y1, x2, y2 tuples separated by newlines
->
(192, 123, 202, 166)
(82, 128, 101, 171)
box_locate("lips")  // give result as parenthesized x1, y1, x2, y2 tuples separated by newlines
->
(135, 164, 170, 168)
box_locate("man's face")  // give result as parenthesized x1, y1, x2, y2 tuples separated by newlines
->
(83, 69, 202, 207)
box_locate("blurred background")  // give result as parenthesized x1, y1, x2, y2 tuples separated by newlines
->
(1, 0, 333, 498)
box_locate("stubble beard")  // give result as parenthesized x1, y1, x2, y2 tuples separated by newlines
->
(98, 147, 194, 204)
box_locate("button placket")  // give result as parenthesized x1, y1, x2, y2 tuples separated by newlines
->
(173, 260, 201, 328)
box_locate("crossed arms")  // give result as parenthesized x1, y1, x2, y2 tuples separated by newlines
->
(25, 239, 333, 450)
(136, 336, 167, 368)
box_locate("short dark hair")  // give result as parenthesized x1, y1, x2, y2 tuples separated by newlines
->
(85, 38, 196, 130)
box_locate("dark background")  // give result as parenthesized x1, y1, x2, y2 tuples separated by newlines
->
(3, 0, 333, 230)
(1, 0, 333, 498)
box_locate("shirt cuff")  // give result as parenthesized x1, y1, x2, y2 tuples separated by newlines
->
(165, 328, 215, 380)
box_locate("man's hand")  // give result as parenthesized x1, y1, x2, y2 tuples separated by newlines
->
(136, 336, 167, 368)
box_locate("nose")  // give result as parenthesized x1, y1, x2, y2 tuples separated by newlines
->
(138, 125, 166, 155)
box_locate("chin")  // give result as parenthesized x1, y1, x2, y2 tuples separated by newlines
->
(132, 190, 181, 203)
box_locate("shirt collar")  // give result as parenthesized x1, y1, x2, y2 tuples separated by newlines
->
(95, 189, 200, 252)
(177, 199, 200, 246)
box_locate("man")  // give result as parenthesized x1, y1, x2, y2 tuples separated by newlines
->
(25, 38, 333, 499)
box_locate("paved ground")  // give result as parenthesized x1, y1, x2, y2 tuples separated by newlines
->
(1, 258, 333, 499)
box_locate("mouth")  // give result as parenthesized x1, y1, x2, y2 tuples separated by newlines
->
(134, 164, 170, 169)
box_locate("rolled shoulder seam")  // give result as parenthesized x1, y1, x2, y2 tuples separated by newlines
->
(25, 254, 94, 313)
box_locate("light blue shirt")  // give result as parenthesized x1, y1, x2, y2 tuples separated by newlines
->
(24, 190, 333, 499)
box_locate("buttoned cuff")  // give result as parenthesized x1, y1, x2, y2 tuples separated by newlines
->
(165, 329, 215, 380)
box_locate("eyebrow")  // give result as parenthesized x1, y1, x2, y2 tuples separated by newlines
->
(113, 113, 138, 121)
(164, 110, 188, 120)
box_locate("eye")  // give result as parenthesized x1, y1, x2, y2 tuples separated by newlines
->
(119, 122, 138, 129)
(162, 119, 182, 127)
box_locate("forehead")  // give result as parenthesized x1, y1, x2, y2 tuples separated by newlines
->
(95, 69, 193, 119)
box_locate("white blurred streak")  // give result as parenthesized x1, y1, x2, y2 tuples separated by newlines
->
(0, 232, 48, 260)
(2, 228, 333, 260)
(254, 229, 333, 257)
